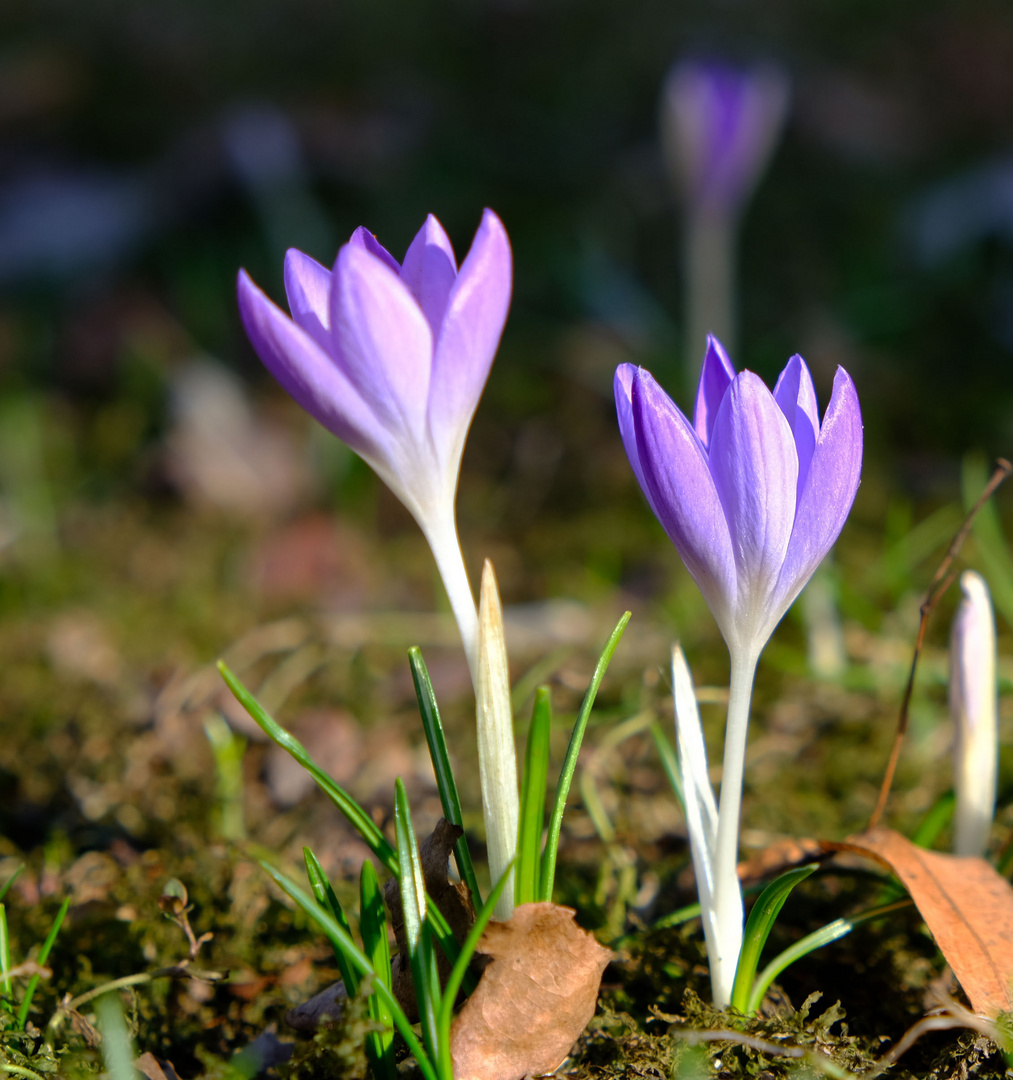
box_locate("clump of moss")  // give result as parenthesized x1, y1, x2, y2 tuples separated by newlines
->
(275, 988, 373, 1080)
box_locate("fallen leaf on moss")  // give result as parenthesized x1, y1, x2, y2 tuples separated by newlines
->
(450, 902, 612, 1080)
(841, 827, 1013, 1017)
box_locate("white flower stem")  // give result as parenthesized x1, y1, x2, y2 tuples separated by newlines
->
(423, 510, 479, 683)
(710, 645, 759, 1007)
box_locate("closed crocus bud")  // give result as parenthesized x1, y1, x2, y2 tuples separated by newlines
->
(238, 211, 512, 675)
(661, 60, 789, 368)
(661, 60, 790, 220)
(476, 560, 519, 920)
(950, 570, 998, 858)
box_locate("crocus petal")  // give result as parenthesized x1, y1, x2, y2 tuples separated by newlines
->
(630, 368, 737, 628)
(284, 249, 332, 352)
(615, 364, 655, 515)
(428, 208, 512, 474)
(237, 269, 386, 463)
(770, 366, 862, 630)
(772, 354, 819, 502)
(347, 225, 401, 273)
(400, 214, 458, 336)
(331, 243, 433, 438)
(707, 371, 798, 640)
(692, 334, 737, 446)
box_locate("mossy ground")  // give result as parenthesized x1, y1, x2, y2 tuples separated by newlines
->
(0, 487, 1011, 1080)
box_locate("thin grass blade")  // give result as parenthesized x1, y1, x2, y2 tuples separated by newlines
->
(0, 905, 9, 997)
(730, 863, 819, 1013)
(95, 992, 136, 1080)
(517, 686, 551, 905)
(747, 899, 910, 1014)
(394, 778, 442, 1063)
(409, 647, 481, 906)
(437, 859, 516, 1080)
(16, 896, 69, 1030)
(304, 847, 359, 995)
(650, 720, 685, 813)
(911, 790, 955, 849)
(261, 860, 438, 1080)
(360, 860, 396, 1080)
(219, 661, 394, 871)
(0, 865, 23, 904)
(219, 661, 462, 966)
(540, 611, 631, 902)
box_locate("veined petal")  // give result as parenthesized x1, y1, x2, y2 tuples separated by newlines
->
(708, 371, 798, 638)
(400, 214, 457, 336)
(428, 208, 512, 475)
(284, 249, 332, 351)
(347, 225, 401, 273)
(692, 335, 737, 447)
(237, 269, 387, 464)
(331, 243, 433, 438)
(630, 368, 737, 629)
(769, 366, 862, 631)
(772, 354, 819, 502)
(614, 364, 656, 516)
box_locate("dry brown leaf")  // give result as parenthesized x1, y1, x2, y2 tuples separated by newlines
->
(384, 818, 477, 1020)
(134, 1052, 181, 1080)
(842, 827, 1013, 1017)
(450, 902, 613, 1080)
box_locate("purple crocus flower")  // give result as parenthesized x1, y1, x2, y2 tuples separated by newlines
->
(237, 210, 512, 671)
(615, 336, 862, 658)
(661, 60, 790, 219)
(616, 336, 861, 1006)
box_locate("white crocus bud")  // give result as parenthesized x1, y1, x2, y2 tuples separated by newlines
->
(950, 570, 998, 858)
(476, 560, 519, 919)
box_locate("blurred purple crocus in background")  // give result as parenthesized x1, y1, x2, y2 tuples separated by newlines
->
(237, 209, 512, 675)
(615, 336, 862, 1004)
(949, 570, 998, 858)
(660, 60, 789, 384)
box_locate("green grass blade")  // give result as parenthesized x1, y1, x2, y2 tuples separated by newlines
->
(516, 686, 551, 906)
(16, 896, 69, 1030)
(963, 452, 1013, 629)
(540, 611, 631, 902)
(0, 865, 23, 904)
(748, 919, 852, 1015)
(0, 904, 9, 997)
(261, 860, 438, 1080)
(219, 661, 395, 872)
(730, 863, 819, 1014)
(304, 848, 359, 995)
(409, 647, 481, 906)
(394, 779, 441, 1063)
(747, 898, 910, 1014)
(911, 790, 955, 849)
(649, 721, 685, 813)
(360, 861, 396, 1080)
(219, 660, 462, 968)
(94, 992, 136, 1080)
(436, 859, 515, 1080)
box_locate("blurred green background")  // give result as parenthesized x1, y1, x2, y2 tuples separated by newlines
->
(1, 0, 1012, 854)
